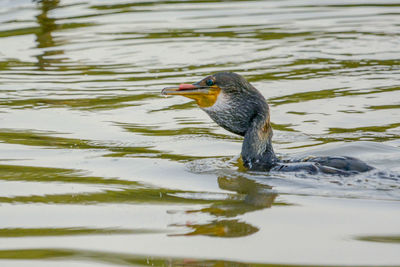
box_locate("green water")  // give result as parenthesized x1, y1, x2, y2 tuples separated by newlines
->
(0, 0, 400, 266)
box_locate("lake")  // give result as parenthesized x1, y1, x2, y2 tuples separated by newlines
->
(0, 0, 400, 266)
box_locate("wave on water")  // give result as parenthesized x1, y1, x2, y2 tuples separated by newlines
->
(186, 142, 400, 201)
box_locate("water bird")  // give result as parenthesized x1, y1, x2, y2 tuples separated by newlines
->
(162, 72, 373, 175)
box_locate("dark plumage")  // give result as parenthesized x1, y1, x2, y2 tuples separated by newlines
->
(162, 72, 373, 175)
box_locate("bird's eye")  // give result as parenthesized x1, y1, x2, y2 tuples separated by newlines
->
(206, 79, 214, 86)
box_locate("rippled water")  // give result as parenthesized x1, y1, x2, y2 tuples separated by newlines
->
(1, 0, 400, 266)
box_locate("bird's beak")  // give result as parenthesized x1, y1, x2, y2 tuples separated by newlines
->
(161, 83, 221, 108)
(162, 83, 212, 96)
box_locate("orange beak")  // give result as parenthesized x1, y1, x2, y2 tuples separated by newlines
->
(161, 83, 221, 108)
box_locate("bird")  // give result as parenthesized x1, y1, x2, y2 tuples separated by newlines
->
(162, 72, 373, 175)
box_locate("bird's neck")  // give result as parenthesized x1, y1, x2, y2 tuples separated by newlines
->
(241, 114, 277, 171)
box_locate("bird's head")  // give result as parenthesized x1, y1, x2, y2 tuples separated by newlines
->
(162, 72, 270, 136)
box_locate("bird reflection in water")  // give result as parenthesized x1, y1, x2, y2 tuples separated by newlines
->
(33, 0, 66, 70)
(171, 175, 277, 238)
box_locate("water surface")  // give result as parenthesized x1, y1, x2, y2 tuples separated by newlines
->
(0, 0, 400, 266)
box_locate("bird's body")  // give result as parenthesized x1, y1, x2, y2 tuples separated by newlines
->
(162, 72, 373, 175)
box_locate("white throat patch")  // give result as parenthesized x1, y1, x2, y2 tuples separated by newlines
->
(202, 91, 230, 112)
